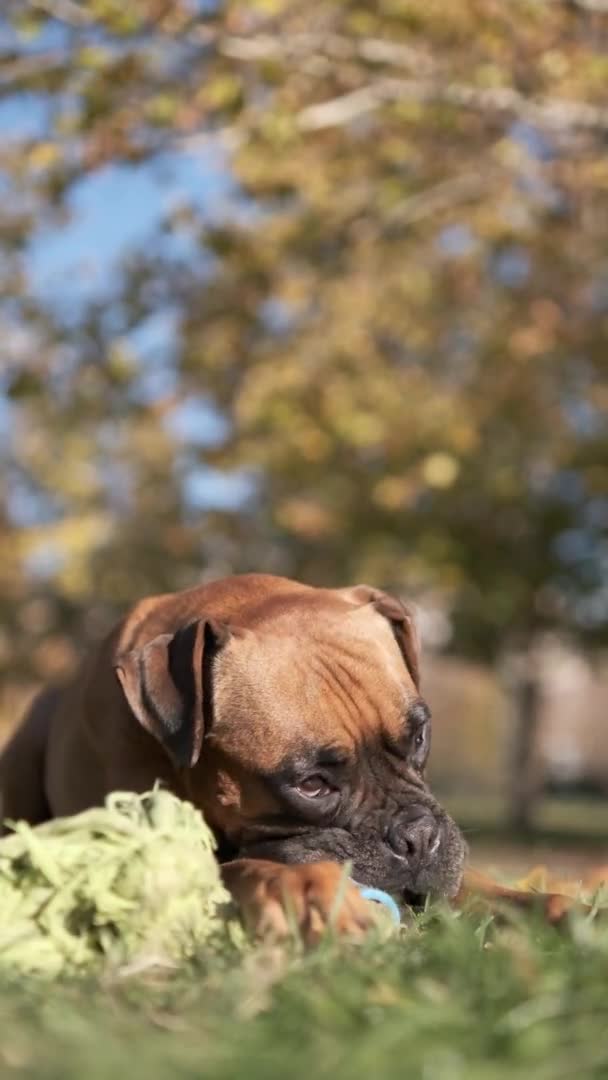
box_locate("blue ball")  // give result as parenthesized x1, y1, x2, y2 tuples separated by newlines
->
(354, 884, 401, 925)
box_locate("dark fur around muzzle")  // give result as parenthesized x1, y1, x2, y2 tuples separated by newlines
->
(238, 808, 467, 903)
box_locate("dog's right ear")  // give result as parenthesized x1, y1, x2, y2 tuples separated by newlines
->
(337, 584, 421, 691)
(114, 619, 228, 768)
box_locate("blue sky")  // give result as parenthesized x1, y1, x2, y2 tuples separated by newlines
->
(26, 150, 228, 306)
(0, 82, 230, 306)
(0, 73, 254, 514)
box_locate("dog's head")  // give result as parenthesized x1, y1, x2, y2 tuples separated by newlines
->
(115, 580, 466, 903)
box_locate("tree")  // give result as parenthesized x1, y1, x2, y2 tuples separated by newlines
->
(1, 0, 607, 826)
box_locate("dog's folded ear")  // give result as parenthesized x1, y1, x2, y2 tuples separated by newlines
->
(114, 619, 228, 767)
(338, 585, 421, 691)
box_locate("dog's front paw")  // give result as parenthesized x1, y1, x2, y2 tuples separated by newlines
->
(222, 858, 378, 945)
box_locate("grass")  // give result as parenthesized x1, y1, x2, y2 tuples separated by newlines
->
(1, 901, 608, 1080)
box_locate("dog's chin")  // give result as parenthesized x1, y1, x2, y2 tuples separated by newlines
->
(350, 857, 465, 905)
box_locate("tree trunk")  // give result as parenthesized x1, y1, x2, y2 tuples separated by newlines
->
(507, 659, 543, 834)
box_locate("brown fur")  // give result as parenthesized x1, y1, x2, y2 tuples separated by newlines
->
(0, 573, 586, 940)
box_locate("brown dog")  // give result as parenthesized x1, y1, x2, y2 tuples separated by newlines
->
(0, 574, 585, 940)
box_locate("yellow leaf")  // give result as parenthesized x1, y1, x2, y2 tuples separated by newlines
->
(28, 143, 60, 171)
(77, 46, 111, 69)
(422, 453, 460, 489)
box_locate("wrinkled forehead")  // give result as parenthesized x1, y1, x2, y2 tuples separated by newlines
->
(210, 606, 416, 768)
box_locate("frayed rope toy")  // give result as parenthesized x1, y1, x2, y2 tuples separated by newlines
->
(0, 788, 238, 978)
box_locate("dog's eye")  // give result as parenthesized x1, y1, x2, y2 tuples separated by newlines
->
(411, 723, 429, 766)
(296, 775, 332, 799)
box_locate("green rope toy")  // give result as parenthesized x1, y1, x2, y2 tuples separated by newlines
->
(0, 788, 237, 978)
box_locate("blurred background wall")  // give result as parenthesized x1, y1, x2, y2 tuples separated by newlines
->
(0, 0, 607, 866)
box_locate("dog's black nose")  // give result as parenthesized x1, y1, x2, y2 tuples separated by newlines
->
(386, 806, 441, 865)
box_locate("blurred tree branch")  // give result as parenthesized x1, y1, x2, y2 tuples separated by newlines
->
(218, 33, 436, 75)
(28, 0, 92, 25)
(0, 51, 68, 85)
(298, 78, 608, 134)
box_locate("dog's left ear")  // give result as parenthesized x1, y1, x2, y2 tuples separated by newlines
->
(338, 585, 421, 690)
(114, 619, 228, 768)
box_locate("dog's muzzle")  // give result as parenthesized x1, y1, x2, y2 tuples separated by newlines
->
(236, 806, 467, 903)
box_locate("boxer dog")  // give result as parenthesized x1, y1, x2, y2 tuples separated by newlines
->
(0, 574, 582, 941)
